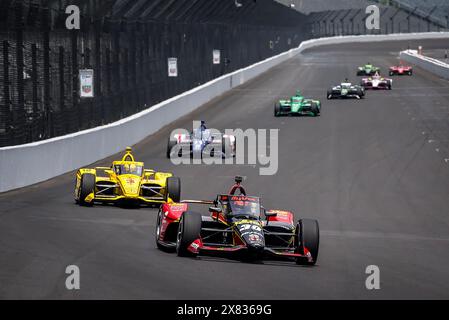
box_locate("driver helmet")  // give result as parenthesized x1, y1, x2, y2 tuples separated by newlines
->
(124, 164, 130, 173)
(232, 200, 246, 214)
(129, 163, 136, 174)
(249, 202, 259, 214)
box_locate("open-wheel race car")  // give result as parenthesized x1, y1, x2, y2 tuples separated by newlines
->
(389, 64, 413, 76)
(75, 147, 180, 206)
(155, 176, 320, 265)
(167, 121, 236, 159)
(356, 63, 381, 76)
(327, 80, 365, 99)
(360, 72, 392, 90)
(274, 90, 321, 117)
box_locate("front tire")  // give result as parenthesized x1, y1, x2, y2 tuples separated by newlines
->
(357, 88, 365, 99)
(176, 211, 202, 257)
(78, 173, 95, 206)
(155, 208, 175, 252)
(166, 176, 181, 202)
(311, 102, 320, 117)
(274, 103, 281, 117)
(296, 219, 319, 265)
(155, 208, 166, 250)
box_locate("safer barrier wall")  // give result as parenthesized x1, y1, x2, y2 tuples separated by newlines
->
(2, 32, 449, 192)
(400, 50, 449, 80)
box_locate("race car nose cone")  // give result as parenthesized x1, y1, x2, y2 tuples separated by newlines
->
(248, 242, 264, 250)
(118, 175, 140, 196)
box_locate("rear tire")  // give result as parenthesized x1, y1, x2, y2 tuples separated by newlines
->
(166, 177, 181, 202)
(326, 90, 333, 100)
(222, 136, 232, 157)
(167, 137, 177, 158)
(78, 173, 95, 206)
(176, 211, 202, 257)
(296, 219, 319, 265)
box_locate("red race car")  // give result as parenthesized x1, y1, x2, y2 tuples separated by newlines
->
(389, 64, 413, 76)
(155, 176, 320, 265)
(360, 72, 392, 90)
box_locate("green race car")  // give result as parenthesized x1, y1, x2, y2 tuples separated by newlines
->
(357, 63, 381, 76)
(274, 90, 321, 117)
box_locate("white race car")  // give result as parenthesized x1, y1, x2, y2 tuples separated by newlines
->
(360, 72, 392, 90)
(167, 125, 236, 158)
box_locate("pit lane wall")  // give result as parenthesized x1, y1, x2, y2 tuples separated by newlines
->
(400, 50, 449, 80)
(2, 32, 449, 192)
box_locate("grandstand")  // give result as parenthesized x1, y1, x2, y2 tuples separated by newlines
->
(277, 0, 448, 28)
(275, 0, 377, 14)
(392, 0, 449, 27)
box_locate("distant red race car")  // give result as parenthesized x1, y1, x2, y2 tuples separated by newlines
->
(155, 176, 320, 265)
(389, 64, 413, 76)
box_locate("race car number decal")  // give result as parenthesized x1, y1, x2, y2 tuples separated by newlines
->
(238, 224, 262, 232)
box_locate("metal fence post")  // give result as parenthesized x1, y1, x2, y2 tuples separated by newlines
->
(1, 40, 11, 146)
(58, 46, 65, 114)
(14, 1, 26, 144)
(71, 29, 79, 130)
(31, 43, 39, 138)
(42, 6, 51, 138)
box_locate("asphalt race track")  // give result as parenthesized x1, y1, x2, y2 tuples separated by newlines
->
(1, 39, 449, 299)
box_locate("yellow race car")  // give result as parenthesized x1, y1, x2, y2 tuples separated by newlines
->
(75, 147, 180, 206)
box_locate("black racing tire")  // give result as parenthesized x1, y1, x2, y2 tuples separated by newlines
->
(409, 70, 413, 76)
(166, 137, 177, 158)
(389, 71, 394, 76)
(274, 103, 281, 117)
(176, 211, 202, 257)
(357, 88, 365, 99)
(356, 71, 363, 76)
(296, 219, 319, 265)
(155, 208, 175, 252)
(311, 102, 320, 116)
(78, 173, 95, 206)
(326, 90, 333, 100)
(388, 82, 392, 90)
(222, 136, 232, 157)
(155, 208, 165, 250)
(166, 176, 181, 202)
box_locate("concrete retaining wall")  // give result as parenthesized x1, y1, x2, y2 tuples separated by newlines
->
(2, 32, 449, 192)
(400, 49, 449, 80)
